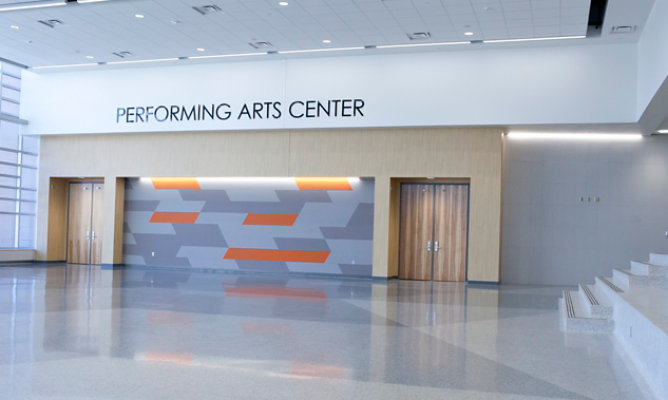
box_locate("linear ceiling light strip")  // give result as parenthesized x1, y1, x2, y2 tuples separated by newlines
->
(0, 0, 66, 12)
(483, 36, 586, 43)
(29, 36, 587, 70)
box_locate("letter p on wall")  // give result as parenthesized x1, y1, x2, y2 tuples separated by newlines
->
(116, 107, 126, 123)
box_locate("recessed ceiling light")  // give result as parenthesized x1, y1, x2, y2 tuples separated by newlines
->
(86, 55, 94, 59)
(249, 41, 273, 49)
(322, 39, 331, 44)
(407, 32, 431, 40)
(196, 48, 205, 52)
(135, 14, 144, 18)
(278, 1, 288, 5)
(38, 19, 64, 28)
(112, 51, 134, 58)
(192, 5, 222, 15)
(611, 25, 637, 34)
(464, 32, 474, 36)
(10, 25, 19, 30)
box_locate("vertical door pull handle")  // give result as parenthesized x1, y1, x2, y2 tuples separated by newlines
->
(427, 241, 431, 252)
(91, 231, 96, 240)
(85, 231, 90, 239)
(434, 241, 441, 252)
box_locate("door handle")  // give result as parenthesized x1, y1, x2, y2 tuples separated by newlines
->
(427, 241, 431, 252)
(91, 231, 96, 240)
(85, 231, 90, 240)
(434, 241, 441, 252)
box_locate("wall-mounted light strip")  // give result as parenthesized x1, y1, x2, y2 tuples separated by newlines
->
(483, 35, 586, 44)
(0, 0, 65, 12)
(376, 41, 469, 49)
(655, 130, 668, 134)
(277, 46, 365, 55)
(139, 177, 361, 184)
(32, 62, 99, 70)
(506, 133, 643, 141)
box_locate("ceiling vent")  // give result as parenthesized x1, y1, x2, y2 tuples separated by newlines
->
(610, 25, 637, 34)
(112, 51, 134, 59)
(407, 32, 431, 40)
(192, 5, 222, 15)
(249, 41, 273, 49)
(38, 19, 64, 28)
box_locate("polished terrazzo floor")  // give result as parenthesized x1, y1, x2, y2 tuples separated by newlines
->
(0, 264, 653, 399)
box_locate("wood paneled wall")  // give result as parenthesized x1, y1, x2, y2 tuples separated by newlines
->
(36, 127, 502, 281)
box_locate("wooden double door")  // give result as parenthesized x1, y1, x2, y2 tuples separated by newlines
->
(399, 183, 469, 282)
(67, 182, 104, 265)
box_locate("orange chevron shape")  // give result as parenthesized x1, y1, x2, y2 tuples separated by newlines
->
(224, 248, 330, 263)
(243, 213, 299, 226)
(151, 177, 201, 190)
(150, 211, 199, 224)
(224, 286, 327, 302)
(296, 177, 352, 191)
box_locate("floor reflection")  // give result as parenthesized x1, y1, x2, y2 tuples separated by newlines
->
(0, 264, 651, 399)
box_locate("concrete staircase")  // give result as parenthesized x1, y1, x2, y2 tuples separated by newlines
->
(559, 252, 668, 333)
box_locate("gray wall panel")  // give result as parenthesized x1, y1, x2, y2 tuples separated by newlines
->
(502, 135, 668, 285)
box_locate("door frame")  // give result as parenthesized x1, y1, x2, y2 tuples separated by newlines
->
(390, 177, 471, 281)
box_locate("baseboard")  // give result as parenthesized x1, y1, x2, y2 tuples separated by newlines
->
(31, 260, 66, 264)
(467, 280, 500, 287)
(102, 263, 127, 270)
(123, 264, 374, 281)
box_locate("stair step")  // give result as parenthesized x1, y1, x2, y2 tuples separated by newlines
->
(649, 253, 668, 267)
(595, 276, 624, 304)
(612, 268, 632, 289)
(630, 260, 668, 276)
(578, 284, 612, 318)
(559, 290, 613, 333)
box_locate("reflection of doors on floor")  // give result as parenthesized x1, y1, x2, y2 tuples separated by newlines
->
(399, 183, 469, 282)
(67, 182, 104, 265)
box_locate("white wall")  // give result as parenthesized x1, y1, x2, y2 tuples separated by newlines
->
(502, 135, 668, 285)
(21, 42, 637, 135)
(638, 0, 668, 117)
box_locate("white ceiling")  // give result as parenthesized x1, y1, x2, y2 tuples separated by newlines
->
(0, 0, 653, 68)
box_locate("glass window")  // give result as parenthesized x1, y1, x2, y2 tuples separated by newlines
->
(0, 62, 38, 249)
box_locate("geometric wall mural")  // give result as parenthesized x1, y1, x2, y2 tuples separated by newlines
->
(123, 177, 374, 276)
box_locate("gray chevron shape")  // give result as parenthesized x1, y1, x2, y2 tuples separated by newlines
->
(235, 260, 289, 272)
(320, 203, 374, 240)
(274, 238, 330, 251)
(339, 264, 373, 276)
(124, 224, 227, 267)
(125, 200, 160, 211)
(180, 189, 332, 213)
